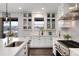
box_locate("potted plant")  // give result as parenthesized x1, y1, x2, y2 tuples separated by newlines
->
(7, 32, 15, 43)
(63, 34, 72, 40)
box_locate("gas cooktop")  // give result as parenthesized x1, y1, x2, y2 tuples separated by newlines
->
(58, 40, 79, 48)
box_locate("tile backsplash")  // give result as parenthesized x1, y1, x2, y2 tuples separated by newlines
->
(59, 20, 79, 42)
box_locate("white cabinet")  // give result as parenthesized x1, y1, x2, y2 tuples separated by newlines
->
(30, 36, 40, 48)
(39, 37, 52, 48)
(30, 36, 52, 48)
(23, 13, 32, 30)
(16, 45, 27, 56)
(47, 13, 55, 29)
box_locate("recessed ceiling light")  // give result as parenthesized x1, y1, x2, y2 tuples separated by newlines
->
(19, 7, 22, 10)
(42, 8, 44, 10)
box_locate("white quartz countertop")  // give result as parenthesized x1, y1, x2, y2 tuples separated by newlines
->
(0, 47, 19, 56)
(69, 48, 79, 56)
(0, 37, 29, 56)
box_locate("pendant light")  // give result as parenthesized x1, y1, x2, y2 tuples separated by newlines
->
(5, 3, 9, 21)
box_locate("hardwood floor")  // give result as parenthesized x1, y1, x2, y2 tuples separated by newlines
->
(28, 48, 54, 56)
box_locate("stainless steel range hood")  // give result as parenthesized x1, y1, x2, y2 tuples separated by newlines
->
(59, 4, 79, 20)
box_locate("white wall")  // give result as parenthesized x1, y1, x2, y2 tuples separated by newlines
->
(0, 13, 23, 37)
(71, 20, 79, 42)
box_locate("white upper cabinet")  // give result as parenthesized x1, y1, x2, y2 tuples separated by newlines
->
(23, 13, 32, 30)
(47, 13, 55, 29)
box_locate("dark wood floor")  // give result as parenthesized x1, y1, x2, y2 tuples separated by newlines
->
(28, 48, 54, 56)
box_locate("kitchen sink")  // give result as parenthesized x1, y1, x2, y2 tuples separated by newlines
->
(6, 41, 24, 47)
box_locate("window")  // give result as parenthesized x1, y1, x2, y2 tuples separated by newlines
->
(34, 18, 44, 30)
(3, 17, 18, 37)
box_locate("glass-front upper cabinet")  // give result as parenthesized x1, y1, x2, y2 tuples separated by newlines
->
(23, 13, 32, 30)
(52, 13, 55, 17)
(47, 13, 55, 29)
(23, 13, 32, 17)
(52, 19, 55, 29)
(28, 19, 32, 29)
(47, 19, 50, 28)
(28, 13, 32, 17)
(23, 13, 27, 17)
(47, 13, 50, 18)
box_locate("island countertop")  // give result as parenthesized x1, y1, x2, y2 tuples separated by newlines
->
(0, 37, 29, 56)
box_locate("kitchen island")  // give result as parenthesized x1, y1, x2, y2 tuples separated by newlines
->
(0, 37, 29, 56)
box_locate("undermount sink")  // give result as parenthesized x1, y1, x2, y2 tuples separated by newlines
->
(6, 41, 24, 47)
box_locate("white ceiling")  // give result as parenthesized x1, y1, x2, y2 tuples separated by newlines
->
(0, 3, 60, 13)
(0, 3, 78, 13)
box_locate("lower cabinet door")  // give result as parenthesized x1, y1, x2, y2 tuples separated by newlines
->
(30, 36, 52, 48)
(39, 37, 52, 48)
(30, 37, 40, 48)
